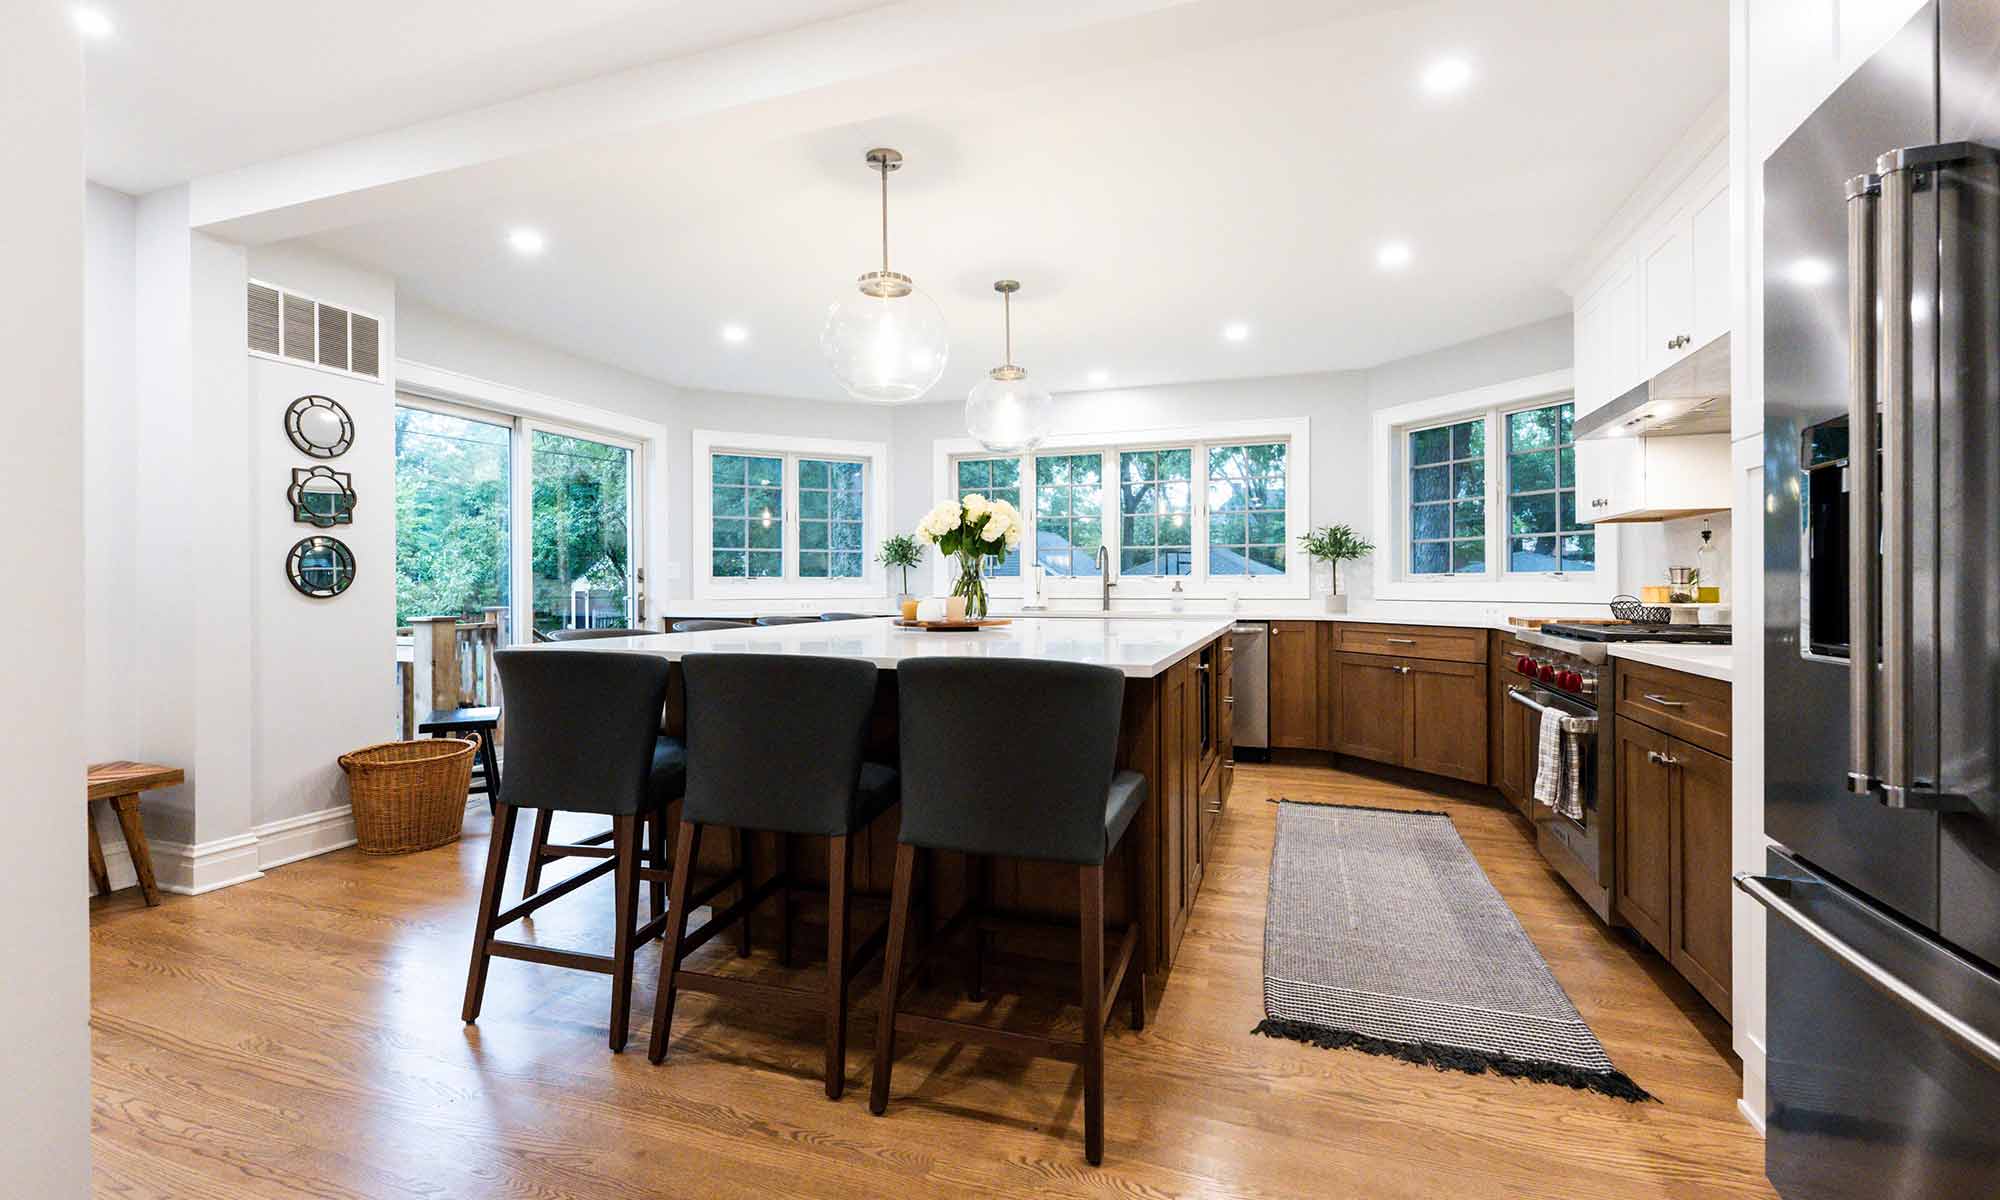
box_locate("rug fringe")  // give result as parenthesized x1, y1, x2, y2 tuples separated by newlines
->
(1251, 1017, 1656, 1103)
(1269, 798, 1452, 818)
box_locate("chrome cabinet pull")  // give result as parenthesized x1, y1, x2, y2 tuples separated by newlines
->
(1385, 637, 1417, 645)
(1846, 171, 1881, 797)
(1393, 665, 1413, 675)
(1736, 873, 2000, 1073)
(1641, 693, 1687, 708)
(1646, 749, 1679, 767)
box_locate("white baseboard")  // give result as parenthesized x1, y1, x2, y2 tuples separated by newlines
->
(88, 803, 377, 899)
(255, 804, 358, 869)
(1738, 1055, 1768, 1136)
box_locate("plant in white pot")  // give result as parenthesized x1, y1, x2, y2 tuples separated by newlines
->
(876, 533, 924, 602)
(1299, 524, 1374, 613)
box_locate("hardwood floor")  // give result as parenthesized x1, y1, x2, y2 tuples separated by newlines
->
(89, 760, 1775, 1199)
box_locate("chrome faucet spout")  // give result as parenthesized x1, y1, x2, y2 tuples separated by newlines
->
(1094, 544, 1116, 611)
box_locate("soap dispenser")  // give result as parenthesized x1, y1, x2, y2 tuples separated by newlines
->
(1170, 579, 1186, 613)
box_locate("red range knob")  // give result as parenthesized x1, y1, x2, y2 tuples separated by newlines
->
(1517, 656, 1537, 675)
(1562, 670, 1583, 691)
(1537, 663, 1556, 683)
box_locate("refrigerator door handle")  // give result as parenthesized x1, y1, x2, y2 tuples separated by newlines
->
(1876, 157, 1916, 805)
(1844, 172, 1880, 797)
(1737, 872, 2000, 1073)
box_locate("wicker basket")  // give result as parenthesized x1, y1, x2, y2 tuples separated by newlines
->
(338, 736, 477, 854)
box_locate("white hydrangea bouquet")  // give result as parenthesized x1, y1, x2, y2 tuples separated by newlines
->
(915, 493, 1024, 619)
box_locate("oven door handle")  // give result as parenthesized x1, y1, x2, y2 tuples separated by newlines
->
(1736, 872, 2000, 1072)
(1506, 686, 1595, 728)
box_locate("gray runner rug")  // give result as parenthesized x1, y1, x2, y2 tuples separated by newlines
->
(1253, 801, 1651, 1102)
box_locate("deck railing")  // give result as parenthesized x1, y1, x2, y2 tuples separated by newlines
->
(395, 606, 509, 740)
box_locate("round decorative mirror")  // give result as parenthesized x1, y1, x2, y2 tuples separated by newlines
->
(284, 394, 353, 458)
(287, 536, 356, 598)
(288, 466, 356, 527)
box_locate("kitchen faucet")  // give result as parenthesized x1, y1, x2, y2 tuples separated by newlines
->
(1094, 543, 1116, 611)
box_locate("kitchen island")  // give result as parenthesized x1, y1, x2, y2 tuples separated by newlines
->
(538, 616, 1238, 976)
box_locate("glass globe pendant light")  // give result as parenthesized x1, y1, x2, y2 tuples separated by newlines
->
(820, 148, 949, 403)
(965, 280, 1054, 452)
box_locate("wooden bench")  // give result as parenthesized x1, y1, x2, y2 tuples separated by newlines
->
(87, 761, 183, 906)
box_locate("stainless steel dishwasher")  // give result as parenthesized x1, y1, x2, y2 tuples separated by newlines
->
(1229, 621, 1269, 759)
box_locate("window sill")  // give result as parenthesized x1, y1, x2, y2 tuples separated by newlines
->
(1371, 576, 1616, 604)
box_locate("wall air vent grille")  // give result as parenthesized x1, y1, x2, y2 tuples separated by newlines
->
(349, 314, 380, 377)
(317, 303, 350, 371)
(247, 283, 281, 355)
(281, 294, 316, 362)
(247, 279, 382, 381)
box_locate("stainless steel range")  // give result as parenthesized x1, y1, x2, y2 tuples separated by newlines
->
(1510, 622, 1731, 923)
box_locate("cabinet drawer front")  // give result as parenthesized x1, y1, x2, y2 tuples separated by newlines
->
(1615, 661, 1731, 756)
(1336, 623, 1484, 663)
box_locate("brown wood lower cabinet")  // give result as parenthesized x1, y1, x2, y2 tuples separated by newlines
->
(1614, 687, 1732, 1017)
(1269, 621, 1321, 748)
(1332, 651, 1488, 785)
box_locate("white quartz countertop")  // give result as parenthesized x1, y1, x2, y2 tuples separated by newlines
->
(1607, 643, 1734, 684)
(535, 616, 1234, 678)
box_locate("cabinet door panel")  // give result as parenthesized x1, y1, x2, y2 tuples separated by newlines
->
(1333, 653, 1407, 766)
(1641, 220, 1693, 376)
(1159, 662, 1190, 963)
(1615, 721, 1674, 950)
(1217, 635, 1235, 809)
(1574, 438, 1643, 524)
(1407, 661, 1488, 784)
(1690, 175, 1730, 347)
(1498, 678, 1535, 810)
(1672, 737, 1733, 1013)
(1269, 621, 1321, 749)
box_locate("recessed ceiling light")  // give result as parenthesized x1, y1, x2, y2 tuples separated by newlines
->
(1376, 241, 1413, 270)
(1222, 323, 1250, 343)
(1087, 369, 1110, 386)
(721, 324, 749, 344)
(506, 228, 546, 256)
(72, 6, 114, 38)
(1420, 57, 1473, 96)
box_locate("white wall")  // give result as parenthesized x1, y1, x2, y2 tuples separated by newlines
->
(244, 243, 399, 830)
(85, 184, 138, 761)
(0, 3, 90, 1192)
(1727, 0, 1928, 1130)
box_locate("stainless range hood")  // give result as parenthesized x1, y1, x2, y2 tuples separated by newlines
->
(1573, 333, 1730, 440)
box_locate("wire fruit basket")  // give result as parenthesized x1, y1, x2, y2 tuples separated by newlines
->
(1609, 594, 1673, 624)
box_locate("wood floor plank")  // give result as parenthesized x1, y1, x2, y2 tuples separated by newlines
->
(90, 761, 1775, 1198)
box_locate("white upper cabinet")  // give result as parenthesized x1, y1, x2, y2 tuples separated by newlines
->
(1573, 264, 1639, 419)
(1689, 172, 1730, 348)
(1639, 166, 1730, 377)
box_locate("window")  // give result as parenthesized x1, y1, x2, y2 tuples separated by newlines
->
(694, 431, 887, 597)
(1207, 442, 1288, 575)
(1504, 402, 1592, 573)
(1035, 452, 1105, 576)
(938, 420, 1308, 598)
(1118, 448, 1193, 576)
(394, 405, 511, 625)
(1407, 418, 1486, 575)
(530, 429, 637, 634)
(798, 458, 864, 578)
(709, 453, 784, 579)
(955, 457, 1022, 576)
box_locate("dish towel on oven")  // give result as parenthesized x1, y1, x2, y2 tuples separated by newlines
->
(1533, 707, 1564, 808)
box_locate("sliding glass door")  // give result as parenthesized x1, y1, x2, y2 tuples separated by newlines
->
(393, 403, 512, 625)
(528, 427, 638, 636)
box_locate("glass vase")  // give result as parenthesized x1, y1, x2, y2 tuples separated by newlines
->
(952, 552, 989, 619)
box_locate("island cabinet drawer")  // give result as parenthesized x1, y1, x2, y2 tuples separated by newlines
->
(1335, 623, 1484, 664)
(1615, 661, 1731, 758)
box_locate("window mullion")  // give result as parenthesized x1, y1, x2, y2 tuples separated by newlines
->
(1485, 408, 1501, 578)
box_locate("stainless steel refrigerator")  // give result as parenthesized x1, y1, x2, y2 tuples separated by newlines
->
(1753, 2, 2000, 1194)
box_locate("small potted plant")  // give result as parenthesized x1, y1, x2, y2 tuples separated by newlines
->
(915, 495, 1023, 619)
(876, 533, 924, 602)
(1299, 523, 1374, 612)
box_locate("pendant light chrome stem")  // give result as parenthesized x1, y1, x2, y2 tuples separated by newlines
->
(858, 148, 913, 299)
(989, 280, 1026, 381)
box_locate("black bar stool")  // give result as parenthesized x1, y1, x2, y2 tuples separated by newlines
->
(462, 649, 747, 1052)
(546, 627, 662, 641)
(648, 653, 899, 1099)
(870, 658, 1146, 1165)
(671, 619, 751, 633)
(818, 612, 871, 622)
(753, 615, 823, 626)
(418, 705, 501, 807)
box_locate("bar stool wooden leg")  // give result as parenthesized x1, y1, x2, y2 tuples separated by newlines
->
(646, 801, 669, 919)
(608, 813, 641, 1053)
(825, 833, 854, 1099)
(87, 806, 111, 898)
(968, 853, 988, 1001)
(776, 833, 795, 968)
(462, 802, 519, 1023)
(110, 794, 162, 907)
(868, 842, 918, 1116)
(1079, 863, 1106, 1166)
(1127, 837, 1146, 1031)
(647, 820, 703, 1064)
(733, 828, 754, 958)
(520, 808, 555, 901)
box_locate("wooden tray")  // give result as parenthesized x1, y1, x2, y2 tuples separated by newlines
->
(892, 618, 1013, 632)
(1507, 616, 1629, 629)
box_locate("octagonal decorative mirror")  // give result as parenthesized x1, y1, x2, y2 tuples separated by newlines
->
(286, 536, 355, 598)
(284, 394, 353, 458)
(288, 466, 355, 527)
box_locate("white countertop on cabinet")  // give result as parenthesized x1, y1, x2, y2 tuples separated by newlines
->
(1607, 643, 1734, 684)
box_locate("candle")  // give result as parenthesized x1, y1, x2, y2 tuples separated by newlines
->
(899, 596, 920, 621)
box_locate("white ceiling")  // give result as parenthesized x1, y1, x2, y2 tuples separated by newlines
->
(80, 0, 887, 193)
(88, 0, 1727, 403)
